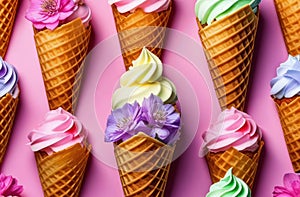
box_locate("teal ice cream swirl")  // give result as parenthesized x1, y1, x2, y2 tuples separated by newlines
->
(206, 168, 251, 197)
(195, 0, 261, 25)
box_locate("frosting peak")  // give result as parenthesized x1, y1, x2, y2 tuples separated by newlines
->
(0, 57, 19, 98)
(112, 47, 177, 109)
(109, 0, 171, 13)
(206, 168, 251, 197)
(270, 55, 300, 99)
(28, 107, 86, 155)
(200, 107, 262, 157)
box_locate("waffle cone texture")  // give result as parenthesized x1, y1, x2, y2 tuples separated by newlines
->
(114, 132, 175, 197)
(273, 96, 300, 172)
(33, 18, 91, 114)
(197, 5, 259, 111)
(111, 3, 172, 70)
(0, 93, 19, 165)
(0, 0, 18, 58)
(34, 143, 91, 197)
(274, 0, 300, 56)
(205, 141, 264, 190)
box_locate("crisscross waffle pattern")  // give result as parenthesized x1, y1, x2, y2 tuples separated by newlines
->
(0, 93, 18, 165)
(274, 0, 300, 56)
(34, 18, 91, 114)
(0, 0, 18, 58)
(274, 96, 300, 172)
(114, 132, 175, 197)
(205, 141, 264, 189)
(197, 5, 259, 111)
(111, 3, 172, 70)
(35, 143, 91, 197)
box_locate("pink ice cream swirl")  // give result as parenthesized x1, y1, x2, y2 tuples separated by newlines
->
(199, 107, 262, 157)
(27, 107, 86, 155)
(108, 0, 171, 13)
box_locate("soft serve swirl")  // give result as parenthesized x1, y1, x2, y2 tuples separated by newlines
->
(0, 57, 18, 98)
(195, 0, 261, 25)
(206, 168, 251, 197)
(200, 107, 261, 157)
(28, 107, 86, 155)
(270, 55, 300, 99)
(112, 47, 177, 109)
(108, 0, 171, 13)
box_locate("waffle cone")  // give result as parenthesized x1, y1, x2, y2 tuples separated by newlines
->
(197, 5, 259, 111)
(274, 0, 300, 56)
(205, 141, 264, 189)
(33, 18, 91, 114)
(114, 132, 175, 197)
(0, 93, 19, 165)
(34, 143, 91, 197)
(273, 96, 300, 172)
(0, 0, 18, 58)
(111, 3, 172, 70)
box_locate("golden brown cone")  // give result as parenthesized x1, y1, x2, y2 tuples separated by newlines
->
(34, 143, 91, 197)
(196, 5, 259, 111)
(111, 3, 172, 70)
(0, 93, 19, 165)
(0, 0, 18, 58)
(33, 18, 91, 114)
(114, 132, 175, 197)
(274, 0, 300, 56)
(273, 96, 300, 172)
(205, 141, 264, 190)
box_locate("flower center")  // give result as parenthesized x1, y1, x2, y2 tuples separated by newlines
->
(117, 117, 132, 130)
(154, 110, 166, 124)
(41, 0, 57, 13)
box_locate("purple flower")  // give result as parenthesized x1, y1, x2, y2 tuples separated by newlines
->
(141, 94, 181, 144)
(0, 173, 23, 196)
(25, 0, 76, 30)
(105, 102, 144, 143)
(105, 94, 181, 144)
(273, 173, 300, 197)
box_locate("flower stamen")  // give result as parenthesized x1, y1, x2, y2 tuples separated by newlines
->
(41, 0, 57, 13)
(117, 117, 132, 130)
(154, 110, 166, 124)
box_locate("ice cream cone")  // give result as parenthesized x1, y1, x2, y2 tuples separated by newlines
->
(114, 132, 175, 197)
(0, 93, 19, 165)
(0, 0, 18, 58)
(196, 5, 259, 111)
(273, 96, 300, 172)
(111, 2, 172, 70)
(274, 0, 300, 56)
(205, 141, 264, 190)
(33, 18, 91, 114)
(34, 143, 91, 197)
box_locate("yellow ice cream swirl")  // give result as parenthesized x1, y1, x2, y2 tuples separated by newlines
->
(112, 47, 177, 109)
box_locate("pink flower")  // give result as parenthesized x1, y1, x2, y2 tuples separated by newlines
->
(0, 173, 23, 196)
(273, 173, 300, 197)
(25, 0, 76, 30)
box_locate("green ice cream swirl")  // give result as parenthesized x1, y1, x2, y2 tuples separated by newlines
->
(195, 0, 261, 25)
(206, 168, 251, 197)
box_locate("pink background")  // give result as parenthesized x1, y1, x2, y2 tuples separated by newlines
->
(2, 0, 291, 196)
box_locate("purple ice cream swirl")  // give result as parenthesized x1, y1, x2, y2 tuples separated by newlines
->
(0, 57, 19, 98)
(270, 55, 300, 99)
